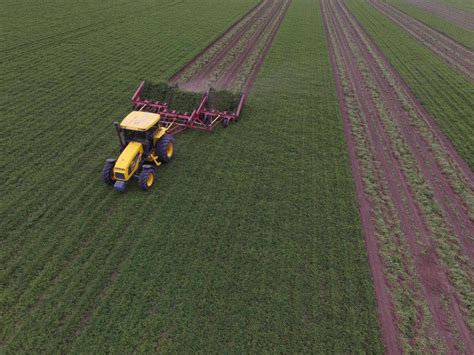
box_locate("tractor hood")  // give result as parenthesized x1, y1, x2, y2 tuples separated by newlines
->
(114, 142, 144, 180)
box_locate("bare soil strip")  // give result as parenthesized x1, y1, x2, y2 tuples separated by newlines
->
(402, 0, 474, 31)
(170, 0, 291, 93)
(321, 0, 474, 352)
(369, 0, 474, 81)
(168, 1, 265, 84)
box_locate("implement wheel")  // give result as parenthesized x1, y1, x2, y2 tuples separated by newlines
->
(139, 168, 155, 191)
(156, 134, 175, 163)
(102, 159, 116, 185)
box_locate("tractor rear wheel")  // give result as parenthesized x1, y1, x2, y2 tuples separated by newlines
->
(156, 134, 175, 163)
(102, 160, 116, 185)
(139, 168, 155, 191)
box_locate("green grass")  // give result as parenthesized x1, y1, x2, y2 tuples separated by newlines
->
(437, 0, 474, 13)
(347, 0, 474, 168)
(385, 0, 474, 49)
(1, 0, 382, 352)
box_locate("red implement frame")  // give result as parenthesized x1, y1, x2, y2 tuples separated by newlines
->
(131, 81, 246, 135)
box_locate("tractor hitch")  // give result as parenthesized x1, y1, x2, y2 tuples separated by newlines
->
(113, 180, 127, 192)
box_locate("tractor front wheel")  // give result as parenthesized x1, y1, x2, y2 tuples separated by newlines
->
(156, 134, 175, 163)
(102, 160, 116, 185)
(139, 168, 156, 191)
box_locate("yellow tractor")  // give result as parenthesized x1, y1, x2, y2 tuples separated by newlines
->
(102, 111, 175, 191)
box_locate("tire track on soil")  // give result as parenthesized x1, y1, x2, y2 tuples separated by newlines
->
(170, 0, 271, 87)
(401, 0, 474, 31)
(172, 0, 292, 93)
(322, 0, 473, 352)
(215, 0, 291, 90)
(321, 6, 401, 352)
(369, 0, 474, 81)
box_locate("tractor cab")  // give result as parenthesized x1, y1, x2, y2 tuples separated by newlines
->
(102, 111, 176, 191)
(119, 111, 161, 145)
(120, 111, 161, 132)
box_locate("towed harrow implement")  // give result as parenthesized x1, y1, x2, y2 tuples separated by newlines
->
(131, 81, 246, 135)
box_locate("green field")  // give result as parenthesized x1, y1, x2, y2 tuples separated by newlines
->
(1, 0, 382, 352)
(348, 0, 474, 168)
(385, 0, 474, 49)
(438, 0, 474, 13)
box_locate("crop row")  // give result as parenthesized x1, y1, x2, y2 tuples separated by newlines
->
(436, 0, 474, 13)
(368, 0, 473, 81)
(195, 1, 281, 89)
(346, 0, 473, 168)
(384, 0, 474, 48)
(2, 0, 384, 352)
(402, 0, 473, 30)
(322, 0, 473, 352)
(174, 0, 291, 93)
(0, 0, 258, 239)
(1, 0, 260, 349)
(170, 1, 269, 85)
(225, 0, 292, 92)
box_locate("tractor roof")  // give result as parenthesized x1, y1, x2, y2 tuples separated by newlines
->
(120, 111, 161, 131)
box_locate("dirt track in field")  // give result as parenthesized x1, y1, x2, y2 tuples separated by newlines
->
(402, 0, 474, 31)
(322, 0, 474, 353)
(170, 0, 291, 93)
(369, 0, 474, 81)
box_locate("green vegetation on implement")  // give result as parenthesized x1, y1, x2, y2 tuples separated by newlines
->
(140, 81, 242, 113)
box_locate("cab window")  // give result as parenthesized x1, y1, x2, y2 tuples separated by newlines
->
(123, 130, 146, 143)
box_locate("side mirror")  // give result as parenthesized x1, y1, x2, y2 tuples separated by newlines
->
(114, 122, 125, 148)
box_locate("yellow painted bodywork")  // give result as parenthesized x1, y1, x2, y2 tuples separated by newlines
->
(120, 111, 161, 131)
(146, 151, 162, 166)
(114, 141, 144, 181)
(153, 127, 167, 142)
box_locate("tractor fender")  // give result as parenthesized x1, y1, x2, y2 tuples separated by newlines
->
(142, 164, 155, 171)
(153, 128, 168, 141)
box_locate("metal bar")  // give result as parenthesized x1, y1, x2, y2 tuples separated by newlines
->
(114, 122, 125, 148)
(211, 114, 221, 125)
(131, 81, 145, 102)
(195, 94, 208, 115)
(235, 94, 246, 118)
(129, 83, 245, 136)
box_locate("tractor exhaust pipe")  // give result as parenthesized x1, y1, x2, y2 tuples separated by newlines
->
(114, 122, 125, 149)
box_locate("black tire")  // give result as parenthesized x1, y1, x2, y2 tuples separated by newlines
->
(156, 134, 176, 163)
(138, 168, 155, 191)
(201, 114, 210, 125)
(222, 118, 230, 128)
(102, 160, 116, 185)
